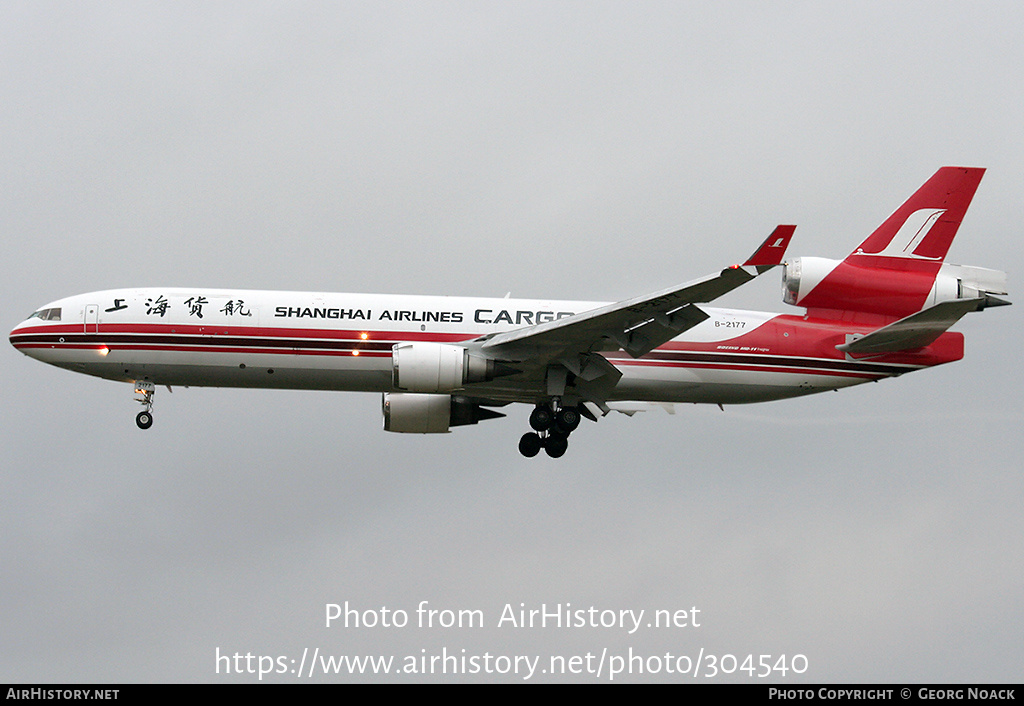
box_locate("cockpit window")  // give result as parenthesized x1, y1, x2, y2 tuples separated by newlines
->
(28, 308, 61, 321)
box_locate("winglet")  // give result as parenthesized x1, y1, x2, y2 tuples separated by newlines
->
(743, 225, 796, 269)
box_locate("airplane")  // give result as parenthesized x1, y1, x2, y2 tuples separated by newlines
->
(9, 166, 1009, 458)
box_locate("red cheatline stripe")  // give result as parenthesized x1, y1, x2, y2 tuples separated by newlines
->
(15, 341, 890, 379)
(12, 325, 918, 377)
(13, 342, 392, 357)
(612, 358, 883, 380)
(12, 322, 475, 342)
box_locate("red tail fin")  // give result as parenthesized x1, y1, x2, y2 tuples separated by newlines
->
(796, 167, 985, 320)
(849, 166, 984, 263)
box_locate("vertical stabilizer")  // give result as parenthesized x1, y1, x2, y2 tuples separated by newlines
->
(849, 166, 985, 264)
(795, 167, 986, 319)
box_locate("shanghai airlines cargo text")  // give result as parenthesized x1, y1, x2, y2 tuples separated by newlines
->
(274, 306, 576, 325)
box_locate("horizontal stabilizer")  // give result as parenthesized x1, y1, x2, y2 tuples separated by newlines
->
(837, 298, 985, 355)
(982, 294, 1011, 308)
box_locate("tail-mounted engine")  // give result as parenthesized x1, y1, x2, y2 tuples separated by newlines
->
(926, 263, 1009, 308)
(782, 257, 1008, 317)
(782, 257, 840, 307)
(392, 342, 508, 393)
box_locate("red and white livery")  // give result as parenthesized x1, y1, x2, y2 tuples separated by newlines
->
(10, 167, 1009, 457)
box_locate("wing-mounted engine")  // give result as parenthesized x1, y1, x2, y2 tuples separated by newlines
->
(382, 393, 506, 433)
(392, 342, 513, 393)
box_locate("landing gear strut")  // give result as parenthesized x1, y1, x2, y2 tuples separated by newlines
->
(520, 401, 582, 458)
(134, 381, 155, 430)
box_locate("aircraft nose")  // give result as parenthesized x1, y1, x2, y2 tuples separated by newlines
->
(10, 305, 54, 356)
(10, 330, 24, 357)
(10, 316, 33, 353)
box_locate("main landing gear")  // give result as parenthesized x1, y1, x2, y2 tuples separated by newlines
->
(134, 381, 155, 430)
(519, 402, 583, 459)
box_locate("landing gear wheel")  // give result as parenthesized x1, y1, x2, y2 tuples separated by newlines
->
(519, 432, 542, 458)
(529, 406, 554, 432)
(554, 406, 581, 434)
(133, 381, 156, 430)
(544, 433, 568, 458)
(136, 411, 153, 430)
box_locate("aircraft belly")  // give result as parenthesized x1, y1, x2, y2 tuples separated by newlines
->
(141, 364, 392, 392)
(53, 348, 394, 393)
(611, 362, 870, 404)
(459, 359, 873, 406)
(22, 334, 882, 405)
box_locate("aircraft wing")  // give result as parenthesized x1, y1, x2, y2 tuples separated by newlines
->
(471, 226, 794, 402)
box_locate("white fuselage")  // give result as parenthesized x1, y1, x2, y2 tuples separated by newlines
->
(10, 287, 928, 407)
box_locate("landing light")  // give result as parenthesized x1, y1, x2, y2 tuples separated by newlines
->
(352, 350, 360, 356)
(98, 346, 110, 356)
(359, 332, 369, 340)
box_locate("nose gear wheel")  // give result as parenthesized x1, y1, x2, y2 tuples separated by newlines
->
(133, 381, 155, 430)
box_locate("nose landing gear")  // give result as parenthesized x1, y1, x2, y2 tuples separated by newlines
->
(134, 381, 155, 429)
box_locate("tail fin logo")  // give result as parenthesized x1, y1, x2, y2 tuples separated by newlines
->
(856, 208, 947, 260)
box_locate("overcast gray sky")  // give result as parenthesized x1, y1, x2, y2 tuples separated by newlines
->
(2, 1, 1022, 683)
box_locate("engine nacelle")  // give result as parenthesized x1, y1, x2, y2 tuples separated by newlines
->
(382, 393, 506, 434)
(391, 342, 497, 393)
(927, 263, 1008, 307)
(781, 256, 841, 307)
(783, 257, 1009, 316)
(783, 255, 947, 317)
